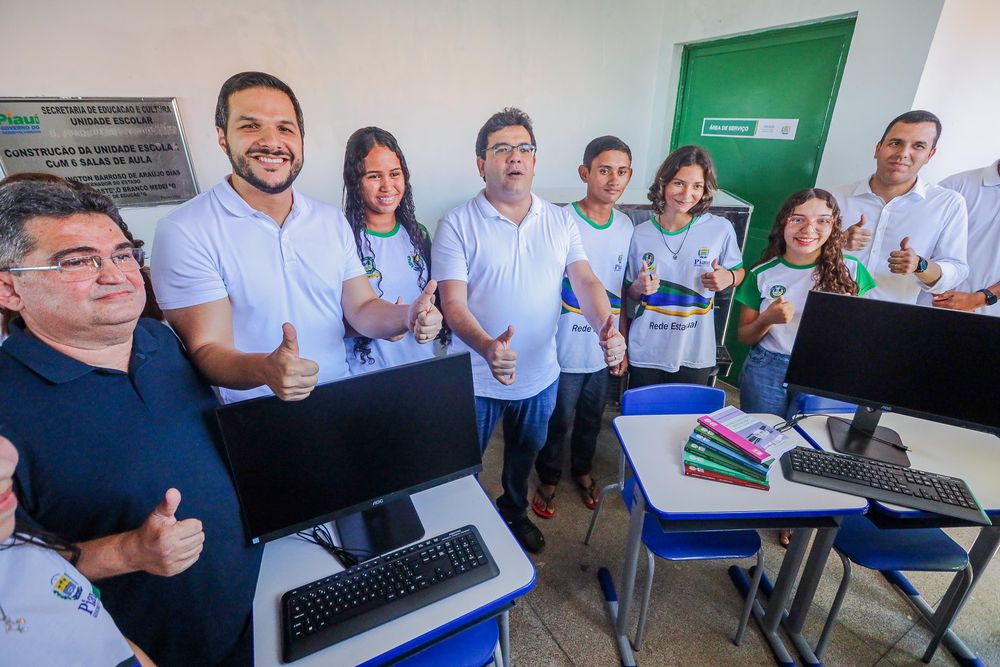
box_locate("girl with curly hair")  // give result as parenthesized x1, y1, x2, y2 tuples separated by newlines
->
(342, 127, 444, 372)
(736, 188, 876, 419)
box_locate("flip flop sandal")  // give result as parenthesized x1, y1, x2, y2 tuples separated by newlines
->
(779, 529, 792, 548)
(531, 488, 556, 519)
(576, 478, 599, 510)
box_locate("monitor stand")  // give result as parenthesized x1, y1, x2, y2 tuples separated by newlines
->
(827, 406, 910, 467)
(334, 496, 425, 562)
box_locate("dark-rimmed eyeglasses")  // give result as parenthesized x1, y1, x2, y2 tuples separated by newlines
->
(482, 143, 536, 157)
(1, 247, 145, 282)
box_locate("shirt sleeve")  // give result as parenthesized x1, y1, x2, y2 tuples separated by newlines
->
(719, 223, 744, 270)
(336, 213, 366, 282)
(430, 214, 468, 283)
(734, 269, 762, 309)
(848, 257, 877, 296)
(624, 225, 645, 286)
(564, 210, 588, 267)
(925, 193, 969, 294)
(150, 216, 229, 310)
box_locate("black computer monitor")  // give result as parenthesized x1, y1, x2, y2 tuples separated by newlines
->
(216, 353, 481, 557)
(785, 291, 1000, 465)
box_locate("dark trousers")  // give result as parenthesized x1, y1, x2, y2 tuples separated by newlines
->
(475, 379, 559, 521)
(535, 369, 610, 486)
(627, 364, 714, 389)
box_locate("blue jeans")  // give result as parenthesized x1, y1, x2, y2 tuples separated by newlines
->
(535, 369, 610, 485)
(739, 345, 797, 420)
(475, 379, 559, 521)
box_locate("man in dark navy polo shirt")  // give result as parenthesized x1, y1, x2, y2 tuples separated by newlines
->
(0, 180, 261, 666)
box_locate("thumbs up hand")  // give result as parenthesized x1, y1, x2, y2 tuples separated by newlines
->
(888, 236, 920, 274)
(762, 296, 795, 325)
(408, 280, 443, 344)
(700, 259, 734, 292)
(638, 260, 659, 296)
(264, 322, 320, 401)
(127, 489, 205, 577)
(486, 325, 517, 385)
(598, 314, 627, 373)
(845, 213, 872, 251)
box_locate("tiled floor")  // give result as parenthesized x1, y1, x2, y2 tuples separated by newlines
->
(477, 382, 999, 666)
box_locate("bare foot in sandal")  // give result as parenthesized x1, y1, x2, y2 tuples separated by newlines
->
(779, 529, 792, 547)
(574, 475, 599, 510)
(532, 483, 557, 519)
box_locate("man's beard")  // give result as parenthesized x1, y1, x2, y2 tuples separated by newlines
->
(227, 144, 303, 195)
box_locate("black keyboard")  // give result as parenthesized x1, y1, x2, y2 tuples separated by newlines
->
(281, 525, 500, 663)
(781, 447, 991, 526)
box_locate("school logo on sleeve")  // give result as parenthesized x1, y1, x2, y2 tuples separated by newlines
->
(407, 253, 425, 273)
(614, 252, 624, 272)
(769, 285, 787, 299)
(361, 256, 381, 279)
(641, 252, 656, 271)
(52, 573, 84, 600)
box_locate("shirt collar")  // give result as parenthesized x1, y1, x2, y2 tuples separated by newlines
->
(1, 318, 159, 384)
(473, 189, 540, 224)
(983, 160, 1000, 187)
(856, 174, 928, 200)
(212, 178, 306, 223)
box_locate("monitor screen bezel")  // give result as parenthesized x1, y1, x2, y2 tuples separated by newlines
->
(215, 353, 483, 545)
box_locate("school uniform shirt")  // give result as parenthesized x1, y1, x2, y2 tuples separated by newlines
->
(152, 180, 367, 403)
(346, 222, 440, 373)
(432, 191, 588, 400)
(0, 540, 138, 667)
(624, 213, 742, 371)
(828, 176, 968, 304)
(939, 160, 1000, 316)
(555, 203, 633, 373)
(735, 255, 876, 355)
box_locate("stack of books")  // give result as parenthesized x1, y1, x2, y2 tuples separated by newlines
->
(682, 406, 794, 491)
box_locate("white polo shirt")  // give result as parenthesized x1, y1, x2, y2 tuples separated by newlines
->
(152, 179, 366, 403)
(939, 160, 1000, 316)
(828, 176, 968, 304)
(432, 191, 588, 400)
(555, 203, 633, 373)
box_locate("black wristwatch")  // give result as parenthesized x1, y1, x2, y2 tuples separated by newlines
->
(979, 288, 998, 306)
(915, 256, 929, 273)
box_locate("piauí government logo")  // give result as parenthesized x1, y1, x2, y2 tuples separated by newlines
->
(0, 111, 42, 135)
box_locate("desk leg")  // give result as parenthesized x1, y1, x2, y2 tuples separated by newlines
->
(763, 527, 811, 633)
(501, 610, 510, 667)
(784, 526, 838, 665)
(596, 490, 644, 667)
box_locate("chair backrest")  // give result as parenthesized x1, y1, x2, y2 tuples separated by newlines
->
(795, 393, 856, 415)
(621, 383, 725, 416)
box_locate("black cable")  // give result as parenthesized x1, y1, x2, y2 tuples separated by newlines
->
(775, 413, 909, 451)
(295, 525, 374, 569)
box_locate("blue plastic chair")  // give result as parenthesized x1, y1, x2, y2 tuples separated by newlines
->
(395, 616, 502, 667)
(793, 396, 973, 663)
(586, 383, 764, 650)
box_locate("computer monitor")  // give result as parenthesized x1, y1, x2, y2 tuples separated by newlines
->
(784, 291, 1000, 465)
(216, 353, 481, 557)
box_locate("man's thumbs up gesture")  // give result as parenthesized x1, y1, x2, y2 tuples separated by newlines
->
(407, 279, 443, 344)
(126, 489, 205, 577)
(263, 323, 320, 401)
(888, 236, 920, 274)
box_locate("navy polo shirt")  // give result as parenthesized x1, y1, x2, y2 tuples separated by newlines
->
(0, 318, 262, 666)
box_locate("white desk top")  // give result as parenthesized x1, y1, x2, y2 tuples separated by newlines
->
(797, 412, 1000, 516)
(614, 413, 867, 520)
(253, 475, 536, 666)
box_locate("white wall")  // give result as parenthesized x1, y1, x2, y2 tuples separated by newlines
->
(912, 0, 1000, 183)
(4, 0, 987, 255)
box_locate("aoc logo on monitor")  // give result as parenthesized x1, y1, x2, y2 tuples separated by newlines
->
(0, 111, 41, 135)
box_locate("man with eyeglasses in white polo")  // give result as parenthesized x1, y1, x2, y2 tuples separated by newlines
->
(432, 107, 626, 554)
(0, 179, 261, 665)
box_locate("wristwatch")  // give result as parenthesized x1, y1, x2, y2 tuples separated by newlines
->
(915, 256, 929, 273)
(979, 288, 998, 306)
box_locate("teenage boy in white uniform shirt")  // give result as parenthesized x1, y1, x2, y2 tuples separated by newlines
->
(433, 108, 626, 554)
(532, 136, 633, 518)
(152, 72, 441, 403)
(828, 110, 968, 304)
(933, 159, 1000, 315)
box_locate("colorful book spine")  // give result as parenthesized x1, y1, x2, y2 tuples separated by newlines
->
(697, 415, 771, 464)
(682, 451, 769, 486)
(687, 431, 771, 476)
(683, 464, 769, 491)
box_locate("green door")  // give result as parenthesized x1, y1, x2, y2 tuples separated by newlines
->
(671, 17, 855, 383)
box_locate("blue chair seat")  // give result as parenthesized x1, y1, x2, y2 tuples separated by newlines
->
(833, 514, 968, 572)
(795, 393, 856, 414)
(396, 618, 499, 667)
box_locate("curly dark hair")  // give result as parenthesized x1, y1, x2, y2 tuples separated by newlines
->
(757, 188, 860, 295)
(342, 127, 440, 364)
(646, 145, 718, 217)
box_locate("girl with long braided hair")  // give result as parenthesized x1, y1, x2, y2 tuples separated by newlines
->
(342, 127, 445, 372)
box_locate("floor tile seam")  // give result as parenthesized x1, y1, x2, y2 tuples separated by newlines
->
(523, 590, 582, 666)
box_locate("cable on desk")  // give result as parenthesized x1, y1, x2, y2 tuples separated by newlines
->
(296, 525, 374, 568)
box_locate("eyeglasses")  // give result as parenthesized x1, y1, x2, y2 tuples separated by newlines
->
(1, 247, 145, 282)
(483, 143, 536, 157)
(787, 215, 834, 227)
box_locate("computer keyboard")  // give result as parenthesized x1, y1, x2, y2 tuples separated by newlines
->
(281, 524, 500, 662)
(781, 447, 991, 526)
